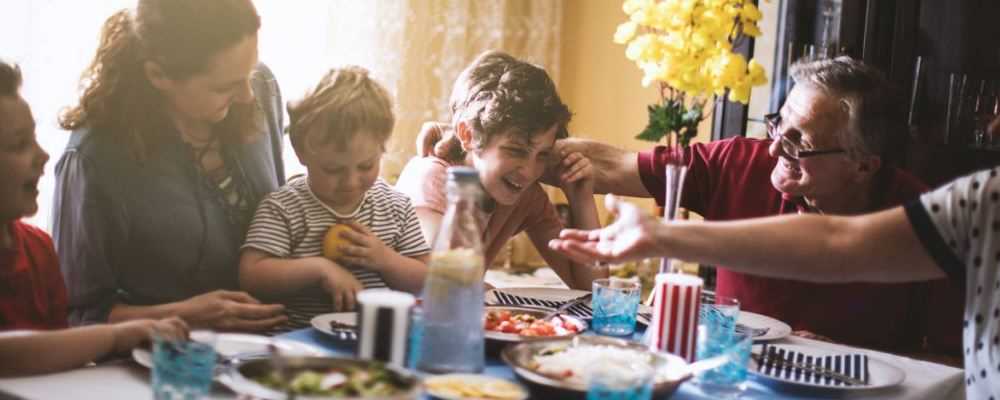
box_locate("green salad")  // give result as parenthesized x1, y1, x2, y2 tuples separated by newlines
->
(253, 363, 407, 397)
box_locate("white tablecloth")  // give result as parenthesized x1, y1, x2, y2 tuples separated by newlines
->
(0, 335, 965, 400)
(684, 336, 966, 400)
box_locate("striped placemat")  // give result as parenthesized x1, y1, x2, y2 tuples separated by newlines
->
(756, 343, 869, 387)
(489, 290, 652, 325)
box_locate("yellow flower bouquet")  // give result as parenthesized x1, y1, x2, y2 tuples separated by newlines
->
(614, 0, 769, 146)
(615, 0, 770, 276)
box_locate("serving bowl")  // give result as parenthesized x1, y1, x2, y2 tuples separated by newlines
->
(218, 356, 421, 400)
(500, 335, 691, 398)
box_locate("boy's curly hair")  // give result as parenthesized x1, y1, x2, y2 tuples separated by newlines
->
(434, 50, 571, 162)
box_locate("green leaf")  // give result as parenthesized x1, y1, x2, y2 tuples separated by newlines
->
(636, 127, 666, 142)
(635, 100, 705, 146)
(636, 104, 670, 142)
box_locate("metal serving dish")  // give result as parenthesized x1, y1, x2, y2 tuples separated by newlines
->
(218, 356, 421, 400)
(500, 336, 691, 398)
(484, 305, 587, 355)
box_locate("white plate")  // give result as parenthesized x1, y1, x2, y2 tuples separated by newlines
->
(738, 311, 792, 342)
(425, 373, 528, 400)
(485, 287, 654, 325)
(132, 332, 328, 368)
(311, 312, 358, 337)
(749, 344, 905, 391)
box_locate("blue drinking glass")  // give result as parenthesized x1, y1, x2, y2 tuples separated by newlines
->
(406, 305, 424, 369)
(699, 295, 740, 342)
(695, 328, 753, 399)
(152, 331, 216, 400)
(591, 278, 642, 336)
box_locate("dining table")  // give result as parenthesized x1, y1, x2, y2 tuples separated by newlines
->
(0, 323, 966, 400)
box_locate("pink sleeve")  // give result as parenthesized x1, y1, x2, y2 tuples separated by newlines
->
(395, 156, 449, 214)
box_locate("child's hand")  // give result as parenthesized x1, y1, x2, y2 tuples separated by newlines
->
(416, 121, 450, 157)
(336, 221, 393, 271)
(111, 317, 189, 353)
(319, 260, 365, 311)
(557, 150, 595, 200)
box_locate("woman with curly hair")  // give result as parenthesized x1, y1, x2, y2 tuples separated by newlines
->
(54, 0, 287, 332)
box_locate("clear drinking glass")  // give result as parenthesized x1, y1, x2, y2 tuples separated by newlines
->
(700, 294, 740, 341)
(152, 330, 216, 400)
(591, 278, 642, 336)
(695, 328, 753, 399)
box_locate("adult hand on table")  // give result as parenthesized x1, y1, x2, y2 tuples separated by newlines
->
(178, 290, 286, 332)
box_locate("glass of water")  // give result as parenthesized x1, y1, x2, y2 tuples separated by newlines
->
(592, 278, 642, 336)
(152, 330, 216, 400)
(700, 294, 740, 341)
(695, 327, 753, 398)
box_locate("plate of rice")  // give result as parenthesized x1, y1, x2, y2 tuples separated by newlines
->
(500, 336, 690, 396)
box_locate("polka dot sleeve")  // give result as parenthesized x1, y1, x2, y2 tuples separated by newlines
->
(904, 167, 999, 288)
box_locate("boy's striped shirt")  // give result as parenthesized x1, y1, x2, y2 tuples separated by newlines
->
(243, 175, 429, 332)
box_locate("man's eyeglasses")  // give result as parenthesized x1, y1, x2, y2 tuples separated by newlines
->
(765, 113, 846, 160)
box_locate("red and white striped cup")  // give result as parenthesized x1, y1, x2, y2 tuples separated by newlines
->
(648, 273, 703, 362)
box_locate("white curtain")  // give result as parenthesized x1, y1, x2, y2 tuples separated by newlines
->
(0, 0, 562, 232)
(259, 0, 564, 182)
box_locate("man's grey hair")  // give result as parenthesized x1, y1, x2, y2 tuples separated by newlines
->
(790, 56, 906, 165)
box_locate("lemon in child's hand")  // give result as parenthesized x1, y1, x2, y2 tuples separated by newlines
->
(322, 224, 354, 260)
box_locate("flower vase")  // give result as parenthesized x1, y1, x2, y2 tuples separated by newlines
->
(642, 145, 697, 358)
(659, 144, 688, 274)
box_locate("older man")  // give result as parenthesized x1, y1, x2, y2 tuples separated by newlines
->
(557, 56, 959, 354)
(549, 165, 997, 399)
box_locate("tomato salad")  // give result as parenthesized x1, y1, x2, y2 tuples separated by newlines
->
(484, 310, 582, 337)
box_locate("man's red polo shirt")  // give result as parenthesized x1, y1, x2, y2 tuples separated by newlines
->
(0, 221, 68, 330)
(637, 137, 932, 352)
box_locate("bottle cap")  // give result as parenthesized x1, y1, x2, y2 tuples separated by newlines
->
(447, 166, 480, 184)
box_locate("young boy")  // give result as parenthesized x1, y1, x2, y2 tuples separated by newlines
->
(0, 60, 188, 376)
(396, 50, 607, 291)
(240, 66, 429, 332)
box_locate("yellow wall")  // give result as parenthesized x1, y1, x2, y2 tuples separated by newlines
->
(559, 1, 656, 220)
(558, 1, 713, 220)
(559, 1, 776, 150)
(560, 2, 664, 152)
